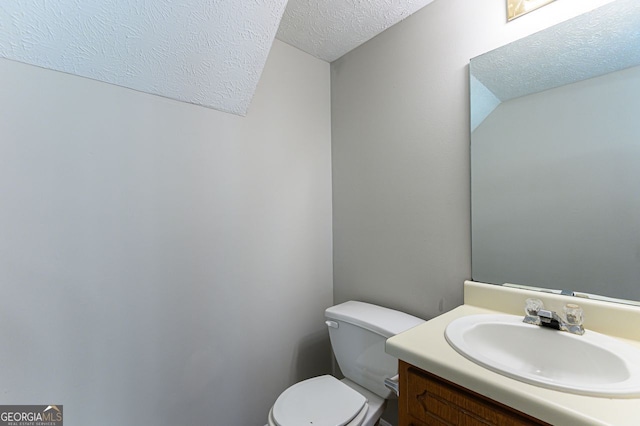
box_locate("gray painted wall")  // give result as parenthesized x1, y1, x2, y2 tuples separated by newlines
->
(473, 65, 640, 300)
(330, 0, 614, 320)
(0, 40, 332, 426)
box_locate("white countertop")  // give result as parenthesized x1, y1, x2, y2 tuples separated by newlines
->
(386, 281, 640, 426)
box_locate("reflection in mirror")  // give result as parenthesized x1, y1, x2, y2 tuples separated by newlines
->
(470, 0, 640, 305)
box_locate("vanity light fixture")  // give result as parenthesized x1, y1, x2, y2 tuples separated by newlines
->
(507, 0, 556, 21)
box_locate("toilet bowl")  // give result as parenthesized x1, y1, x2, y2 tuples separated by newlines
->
(267, 301, 424, 426)
(267, 375, 385, 426)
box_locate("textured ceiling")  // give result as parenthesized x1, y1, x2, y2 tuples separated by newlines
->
(0, 0, 288, 115)
(0, 0, 432, 115)
(276, 0, 436, 62)
(471, 0, 640, 103)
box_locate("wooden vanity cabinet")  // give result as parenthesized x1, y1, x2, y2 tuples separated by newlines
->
(398, 360, 550, 426)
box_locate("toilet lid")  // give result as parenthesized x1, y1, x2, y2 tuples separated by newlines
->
(272, 375, 367, 426)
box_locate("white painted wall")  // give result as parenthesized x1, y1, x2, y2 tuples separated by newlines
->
(472, 65, 640, 301)
(0, 39, 332, 426)
(330, 0, 615, 320)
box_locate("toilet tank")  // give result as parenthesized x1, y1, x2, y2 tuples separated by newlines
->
(325, 301, 424, 399)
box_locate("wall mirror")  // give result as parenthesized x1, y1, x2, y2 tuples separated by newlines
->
(471, 0, 640, 305)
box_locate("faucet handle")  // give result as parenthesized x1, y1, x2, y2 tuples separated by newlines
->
(523, 298, 544, 326)
(525, 298, 544, 316)
(564, 303, 584, 326)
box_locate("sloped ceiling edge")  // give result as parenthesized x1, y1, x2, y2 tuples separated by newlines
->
(0, 0, 289, 116)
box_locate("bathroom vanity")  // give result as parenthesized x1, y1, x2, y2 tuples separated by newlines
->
(386, 281, 640, 426)
(398, 360, 547, 425)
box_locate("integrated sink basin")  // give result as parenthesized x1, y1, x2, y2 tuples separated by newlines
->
(445, 314, 640, 397)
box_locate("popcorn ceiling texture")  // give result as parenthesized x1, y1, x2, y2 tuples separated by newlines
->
(471, 0, 640, 102)
(276, 0, 435, 62)
(0, 0, 288, 115)
(0, 0, 435, 113)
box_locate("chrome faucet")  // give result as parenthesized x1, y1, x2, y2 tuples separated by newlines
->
(523, 298, 585, 335)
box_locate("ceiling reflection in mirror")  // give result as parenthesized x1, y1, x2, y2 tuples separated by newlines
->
(470, 0, 640, 305)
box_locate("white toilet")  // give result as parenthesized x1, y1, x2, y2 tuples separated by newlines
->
(267, 301, 424, 426)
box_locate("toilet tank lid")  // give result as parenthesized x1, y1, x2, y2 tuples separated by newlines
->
(325, 301, 424, 338)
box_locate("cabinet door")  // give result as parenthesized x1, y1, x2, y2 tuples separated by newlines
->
(398, 361, 549, 426)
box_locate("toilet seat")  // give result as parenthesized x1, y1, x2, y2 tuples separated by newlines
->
(270, 375, 368, 426)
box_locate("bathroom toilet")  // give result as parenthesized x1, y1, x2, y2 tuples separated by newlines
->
(267, 301, 424, 426)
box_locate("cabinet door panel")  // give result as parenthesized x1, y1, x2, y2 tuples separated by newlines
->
(399, 360, 549, 426)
